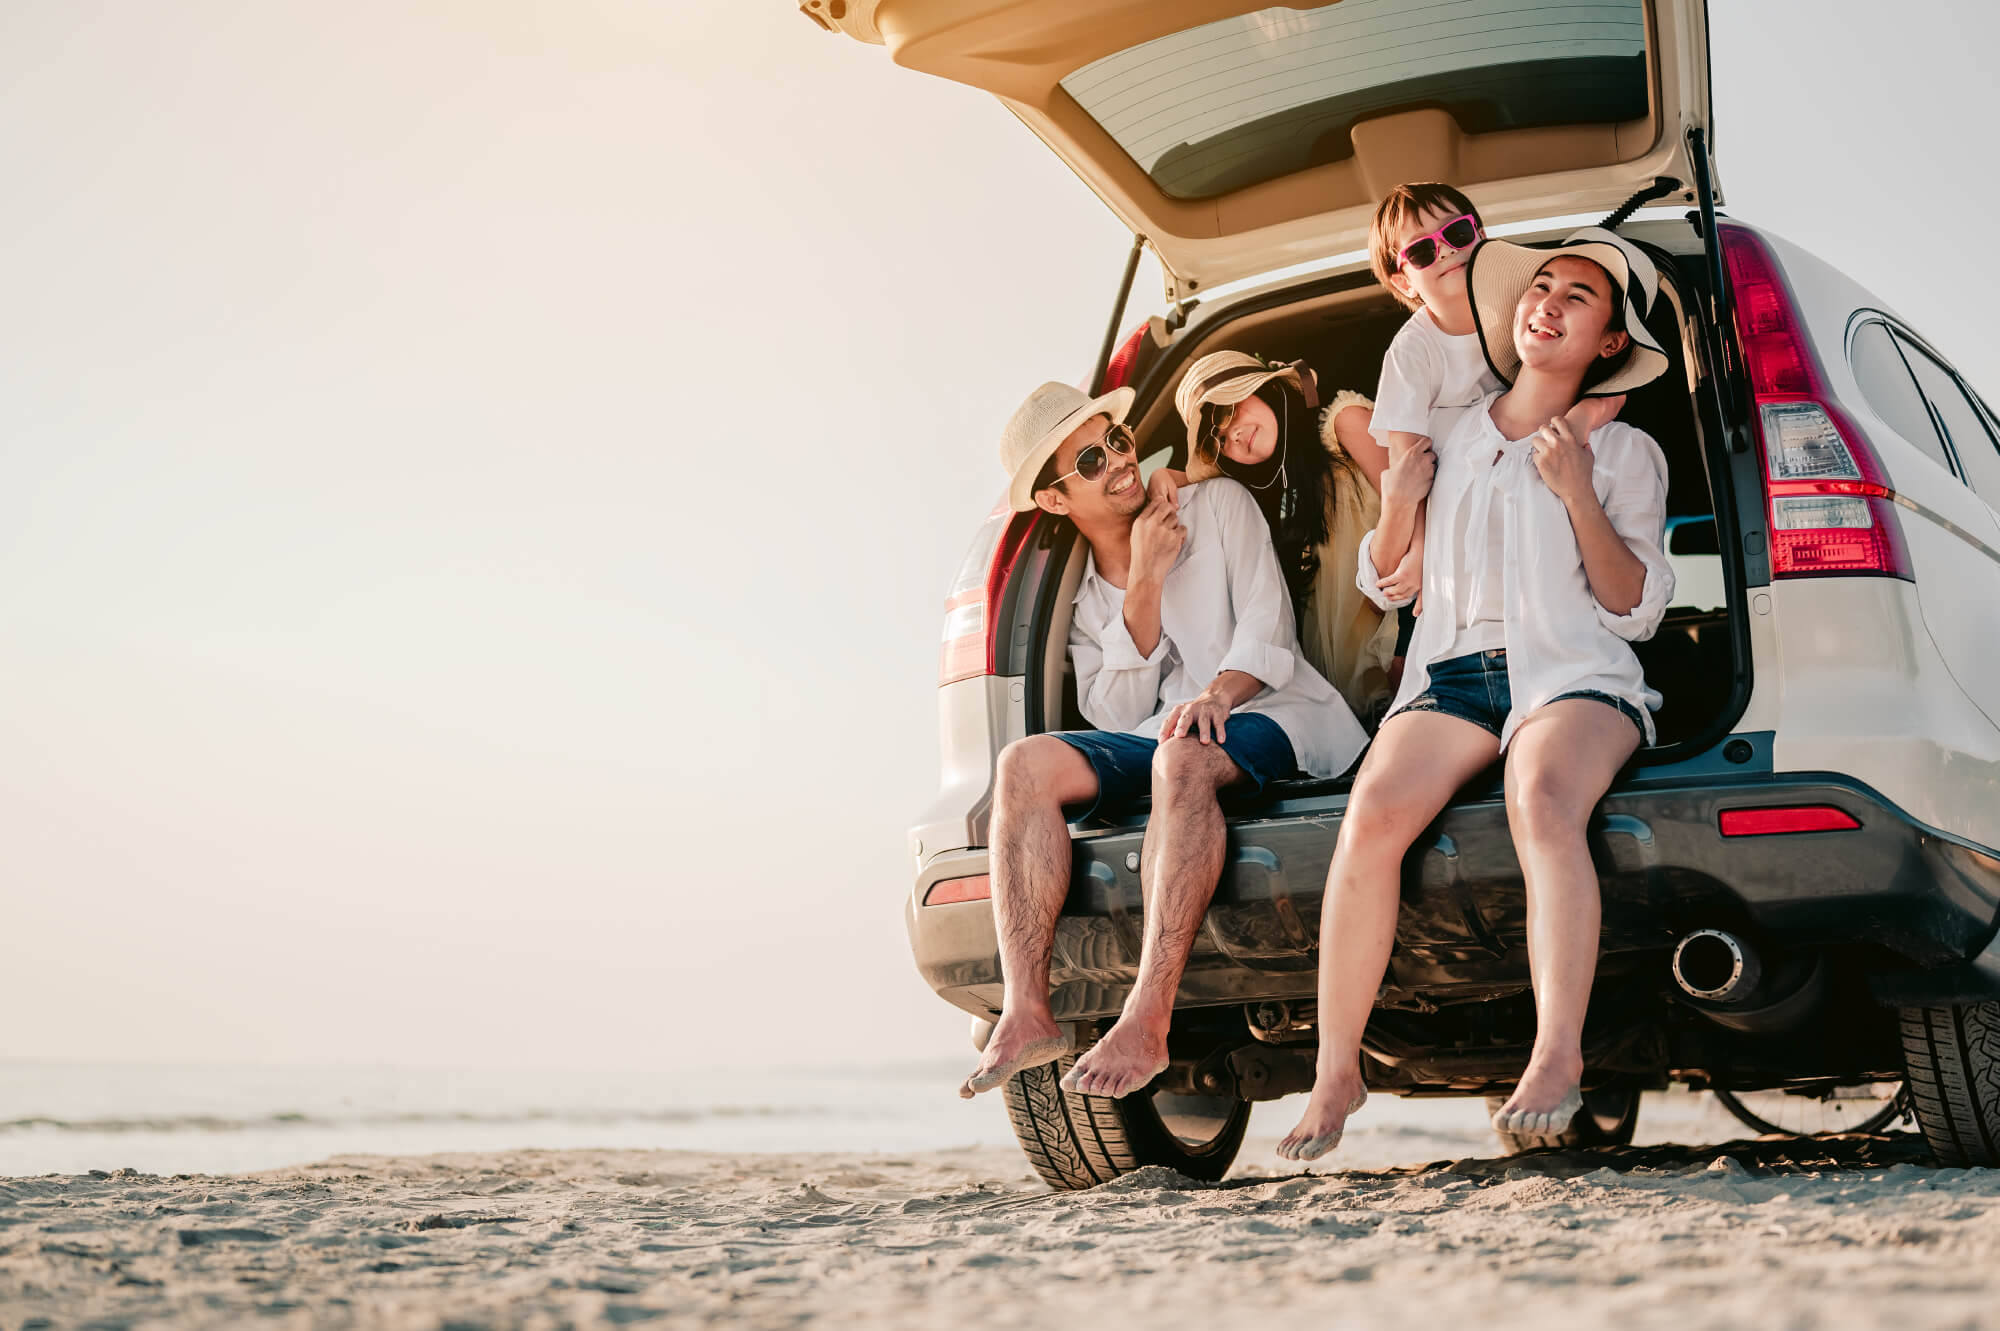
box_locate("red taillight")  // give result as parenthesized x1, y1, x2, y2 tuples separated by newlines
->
(1719, 224, 1914, 580)
(1719, 806, 1862, 837)
(923, 874, 992, 905)
(1100, 322, 1149, 392)
(939, 501, 1035, 686)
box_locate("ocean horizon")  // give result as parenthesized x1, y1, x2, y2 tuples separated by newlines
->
(0, 1057, 1022, 1177)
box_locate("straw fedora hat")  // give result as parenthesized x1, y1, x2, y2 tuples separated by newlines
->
(1465, 226, 1669, 399)
(998, 381, 1136, 512)
(1172, 352, 1318, 481)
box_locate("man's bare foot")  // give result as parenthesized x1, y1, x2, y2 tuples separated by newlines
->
(1275, 1071, 1368, 1162)
(1058, 1016, 1167, 1099)
(958, 1012, 1068, 1099)
(1489, 1056, 1585, 1135)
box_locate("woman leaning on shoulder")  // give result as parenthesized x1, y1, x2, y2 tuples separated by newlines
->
(1152, 353, 1401, 730)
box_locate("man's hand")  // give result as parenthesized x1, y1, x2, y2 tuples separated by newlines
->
(1163, 688, 1232, 744)
(1379, 547, 1423, 602)
(1130, 496, 1186, 586)
(1531, 414, 1597, 510)
(1564, 393, 1626, 441)
(1145, 468, 1186, 511)
(1380, 440, 1437, 512)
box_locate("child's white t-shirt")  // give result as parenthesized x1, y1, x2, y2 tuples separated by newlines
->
(1370, 307, 1502, 444)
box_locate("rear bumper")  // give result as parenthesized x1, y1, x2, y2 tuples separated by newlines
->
(907, 768, 2000, 1024)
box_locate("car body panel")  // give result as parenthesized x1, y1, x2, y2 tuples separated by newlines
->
(909, 769, 2000, 1024)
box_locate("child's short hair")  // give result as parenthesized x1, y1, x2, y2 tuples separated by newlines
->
(1369, 182, 1482, 312)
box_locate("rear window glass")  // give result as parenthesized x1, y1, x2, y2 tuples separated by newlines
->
(1060, 1, 1652, 201)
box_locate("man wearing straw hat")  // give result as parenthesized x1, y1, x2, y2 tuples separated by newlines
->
(959, 382, 1369, 1103)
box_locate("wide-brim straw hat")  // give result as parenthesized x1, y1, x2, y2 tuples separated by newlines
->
(1466, 226, 1669, 399)
(1173, 352, 1319, 481)
(998, 381, 1136, 512)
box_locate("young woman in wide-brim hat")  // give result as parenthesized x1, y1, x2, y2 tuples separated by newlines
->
(1277, 228, 1677, 1159)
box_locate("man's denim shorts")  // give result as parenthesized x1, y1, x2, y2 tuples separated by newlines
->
(1052, 712, 1298, 821)
(1401, 649, 1647, 743)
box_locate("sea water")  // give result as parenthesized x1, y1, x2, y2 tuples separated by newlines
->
(0, 1059, 1021, 1176)
(0, 1060, 1766, 1178)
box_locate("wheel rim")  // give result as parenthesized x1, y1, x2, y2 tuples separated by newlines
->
(1579, 1087, 1640, 1137)
(1714, 1082, 1908, 1136)
(1147, 1091, 1241, 1150)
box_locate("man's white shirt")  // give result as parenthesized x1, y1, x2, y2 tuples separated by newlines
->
(1069, 479, 1368, 780)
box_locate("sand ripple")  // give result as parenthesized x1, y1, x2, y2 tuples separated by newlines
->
(2, 1137, 1997, 1328)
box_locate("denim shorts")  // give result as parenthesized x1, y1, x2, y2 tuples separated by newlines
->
(1400, 649, 1647, 743)
(1051, 711, 1298, 821)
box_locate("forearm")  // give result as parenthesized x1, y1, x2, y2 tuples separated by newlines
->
(1566, 495, 1647, 614)
(1122, 576, 1165, 657)
(1200, 669, 1266, 708)
(1369, 499, 1420, 574)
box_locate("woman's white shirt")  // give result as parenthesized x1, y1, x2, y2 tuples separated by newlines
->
(1445, 457, 1510, 657)
(1070, 478, 1369, 779)
(1370, 308, 1503, 446)
(1357, 393, 1675, 747)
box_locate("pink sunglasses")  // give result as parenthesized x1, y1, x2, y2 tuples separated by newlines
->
(1396, 213, 1481, 271)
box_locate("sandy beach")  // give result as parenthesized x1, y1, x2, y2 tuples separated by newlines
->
(6, 1118, 1998, 1330)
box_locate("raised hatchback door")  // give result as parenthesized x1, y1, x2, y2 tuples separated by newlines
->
(806, 0, 1717, 296)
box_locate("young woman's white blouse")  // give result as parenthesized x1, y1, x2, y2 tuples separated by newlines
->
(1357, 392, 1675, 748)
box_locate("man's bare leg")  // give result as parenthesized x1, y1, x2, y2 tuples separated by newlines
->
(1061, 737, 1242, 1098)
(1275, 713, 1500, 1160)
(1489, 700, 1639, 1133)
(959, 736, 1101, 1098)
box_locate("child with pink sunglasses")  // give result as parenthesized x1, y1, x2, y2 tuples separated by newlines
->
(1365, 184, 1623, 609)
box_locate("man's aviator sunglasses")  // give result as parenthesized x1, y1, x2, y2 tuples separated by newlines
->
(1396, 213, 1480, 271)
(1050, 422, 1136, 486)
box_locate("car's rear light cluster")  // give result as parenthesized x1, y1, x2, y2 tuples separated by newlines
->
(940, 501, 1035, 686)
(1719, 805, 1862, 837)
(922, 874, 992, 906)
(1719, 224, 1914, 580)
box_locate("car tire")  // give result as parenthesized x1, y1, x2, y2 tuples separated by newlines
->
(1899, 1002, 2000, 1166)
(1001, 1054, 1250, 1190)
(1486, 1086, 1642, 1153)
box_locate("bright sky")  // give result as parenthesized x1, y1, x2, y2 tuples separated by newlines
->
(2, 1, 1994, 1074)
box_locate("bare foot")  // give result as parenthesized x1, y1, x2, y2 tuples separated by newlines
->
(1275, 1070, 1368, 1162)
(1058, 1016, 1167, 1099)
(1489, 1056, 1584, 1136)
(958, 1011, 1068, 1099)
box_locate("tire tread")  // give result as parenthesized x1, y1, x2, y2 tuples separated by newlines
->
(999, 1053, 1243, 1191)
(1898, 1002, 2000, 1167)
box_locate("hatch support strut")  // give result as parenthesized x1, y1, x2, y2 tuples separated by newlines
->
(1091, 234, 1148, 395)
(1687, 126, 1747, 453)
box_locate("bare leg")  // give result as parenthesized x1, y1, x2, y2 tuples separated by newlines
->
(1063, 737, 1244, 1098)
(1490, 699, 1641, 1133)
(959, 736, 1101, 1098)
(1276, 712, 1502, 1160)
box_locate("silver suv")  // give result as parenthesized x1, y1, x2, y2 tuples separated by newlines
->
(813, 0, 2000, 1187)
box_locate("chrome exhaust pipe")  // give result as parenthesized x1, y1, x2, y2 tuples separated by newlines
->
(1672, 928, 1762, 1003)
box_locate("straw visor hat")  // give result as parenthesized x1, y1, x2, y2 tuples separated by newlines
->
(1466, 226, 1669, 398)
(1173, 352, 1318, 481)
(998, 381, 1136, 512)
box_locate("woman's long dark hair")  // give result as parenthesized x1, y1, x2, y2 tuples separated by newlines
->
(1206, 380, 1347, 627)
